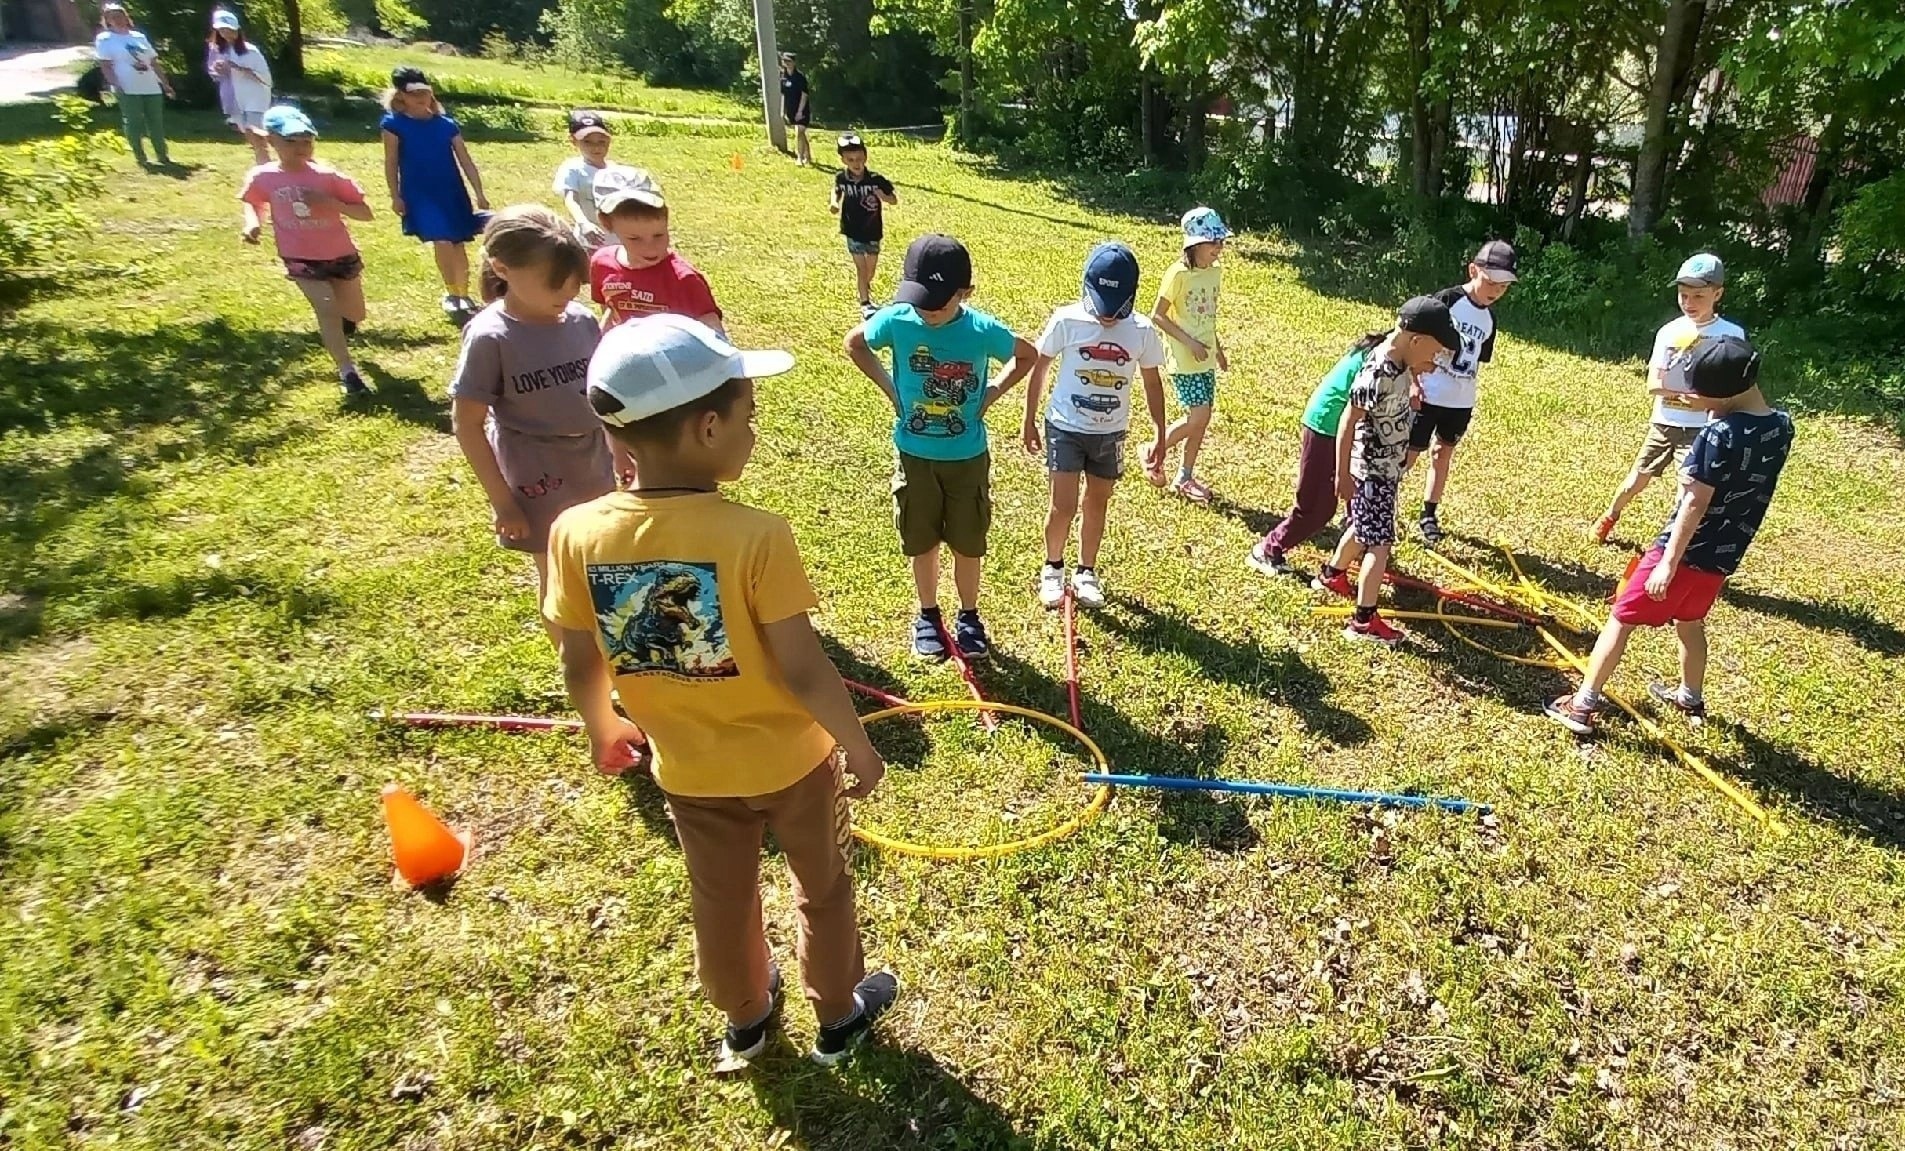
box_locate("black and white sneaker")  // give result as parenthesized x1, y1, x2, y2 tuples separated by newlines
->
(340, 369, 369, 397)
(1418, 514, 1446, 547)
(1247, 542, 1292, 577)
(719, 964, 783, 1063)
(1648, 682, 1707, 724)
(860, 301, 877, 320)
(811, 971, 899, 1066)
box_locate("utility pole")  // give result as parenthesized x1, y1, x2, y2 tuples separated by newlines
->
(752, 0, 787, 152)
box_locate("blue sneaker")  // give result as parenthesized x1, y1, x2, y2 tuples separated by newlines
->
(953, 609, 991, 660)
(911, 608, 947, 661)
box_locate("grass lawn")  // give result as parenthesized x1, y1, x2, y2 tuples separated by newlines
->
(4, 70, 1905, 1150)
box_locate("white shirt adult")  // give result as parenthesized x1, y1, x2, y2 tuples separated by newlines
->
(96, 27, 165, 96)
(1417, 286, 1495, 409)
(1036, 302, 1167, 435)
(1650, 314, 1746, 427)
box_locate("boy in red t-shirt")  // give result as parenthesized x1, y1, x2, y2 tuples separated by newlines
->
(587, 165, 723, 334)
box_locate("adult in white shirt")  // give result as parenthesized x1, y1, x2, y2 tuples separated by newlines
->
(94, 2, 175, 167)
(207, 9, 273, 164)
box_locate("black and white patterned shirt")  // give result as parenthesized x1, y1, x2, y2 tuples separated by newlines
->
(1661, 408, 1794, 575)
(1347, 338, 1415, 482)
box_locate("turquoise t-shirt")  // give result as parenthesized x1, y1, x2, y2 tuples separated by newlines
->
(1300, 347, 1369, 436)
(864, 303, 1018, 461)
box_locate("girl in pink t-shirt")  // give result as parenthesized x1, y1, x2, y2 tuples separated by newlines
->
(239, 105, 376, 397)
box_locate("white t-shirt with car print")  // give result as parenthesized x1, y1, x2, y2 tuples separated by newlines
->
(1035, 302, 1167, 435)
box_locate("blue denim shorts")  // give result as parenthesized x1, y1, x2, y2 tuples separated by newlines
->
(846, 237, 882, 256)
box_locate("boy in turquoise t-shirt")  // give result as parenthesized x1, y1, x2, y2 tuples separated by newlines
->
(846, 234, 1035, 661)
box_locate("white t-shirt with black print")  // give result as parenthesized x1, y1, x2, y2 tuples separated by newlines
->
(1649, 314, 1746, 428)
(1035, 302, 1167, 435)
(1417, 286, 1495, 409)
(1347, 336, 1416, 482)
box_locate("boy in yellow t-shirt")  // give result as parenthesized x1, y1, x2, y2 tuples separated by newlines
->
(543, 314, 897, 1068)
(1146, 206, 1230, 503)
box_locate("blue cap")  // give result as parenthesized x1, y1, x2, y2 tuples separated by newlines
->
(1082, 241, 1139, 319)
(1181, 206, 1229, 249)
(261, 105, 316, 138)
(1673, 252, 1725, 287)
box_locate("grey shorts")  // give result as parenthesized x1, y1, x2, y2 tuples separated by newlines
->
(1634, 422, 1702, 477)
(846, 237, 881, 256)
(491, 427, 618, 553)
(1045, 420, 1124, 480)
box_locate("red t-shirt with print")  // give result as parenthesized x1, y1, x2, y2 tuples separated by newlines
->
(589, 248, 722, 329)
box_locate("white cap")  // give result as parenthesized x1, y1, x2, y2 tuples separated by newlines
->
(212, 9, 240, 29)
(588, 315, 794, 427)
(592, 165, 664, 215)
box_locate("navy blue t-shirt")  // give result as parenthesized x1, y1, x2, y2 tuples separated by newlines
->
(1659, 408, 1794, 575)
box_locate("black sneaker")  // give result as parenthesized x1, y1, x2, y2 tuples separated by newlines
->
(340, 369, 369, 397)
(953, 610, 991, 661)
(719, 964, 782, 1063)
(1418, 513, 1446, 546)
(911, 608, 947, 661)
(811, 971, 899, 1066)
(1648, 682, 1707, 723)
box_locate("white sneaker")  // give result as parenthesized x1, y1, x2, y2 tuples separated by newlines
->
(1038, 564, 1066, 609)
(1070, 568, 1105, 608)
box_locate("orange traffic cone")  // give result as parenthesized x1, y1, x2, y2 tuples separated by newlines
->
(729, 152, 744, 172)
(381, 783, 470, 887)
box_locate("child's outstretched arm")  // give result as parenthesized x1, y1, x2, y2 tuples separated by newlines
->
(763, 613, 887, 798)
(1021, 352, 1054, 455)
(1645, 478, 1715, 598)
(557, 627, 647, 774)
(844, 325, 900, 415)
(451, 397, 529, 543)
(1150, 296, 1207, 362)
(239, 201, 261, 244)
(450, 135, 489, 210)
(980, 335, 1038, 413)
(1333, 402, 1363, 504)
(1139, 365, 1168, 454)
(381, 129, 404, 216)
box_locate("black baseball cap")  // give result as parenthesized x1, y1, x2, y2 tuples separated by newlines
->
(568, 110, 610, 138)
(896, 234, 973, 310)
(1473, 240, 1518, 282)
(1397, 295, 1463, 351)
(1686, 335, 1760, 399)
(391, 66, 431, 92)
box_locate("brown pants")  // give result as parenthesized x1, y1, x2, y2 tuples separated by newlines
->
(666, 758, 864, 1026)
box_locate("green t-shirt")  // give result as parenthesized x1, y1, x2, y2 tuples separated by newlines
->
(1301, 347, 1369, 436)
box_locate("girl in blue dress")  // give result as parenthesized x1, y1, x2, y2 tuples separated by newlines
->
(381, 66, 491, 323)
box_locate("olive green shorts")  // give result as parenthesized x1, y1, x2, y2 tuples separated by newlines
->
(892, 451, 991, 558)
(1633, 422, 1702, 477)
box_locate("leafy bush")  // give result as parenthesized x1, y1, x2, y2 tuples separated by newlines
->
(0, 99, 104, 291)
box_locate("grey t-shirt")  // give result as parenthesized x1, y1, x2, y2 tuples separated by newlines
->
(449, 301, 602, 436)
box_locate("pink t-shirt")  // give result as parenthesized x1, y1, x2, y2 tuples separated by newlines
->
(238, 162, 366, 263)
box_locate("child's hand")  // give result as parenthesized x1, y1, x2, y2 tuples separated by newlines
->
(391, 195, 406, 217)
(1215, 344, 1229, 372)
(1187, 338, 1210, 363)
(492, 502, 529, 543)
(841, 745, 887, 799)
(1409, 377, 1425, 411)
(474, 193, 492, 211)
(241, 223, 260, 244)
(1336, 472, 1355, 505)
(589, 718, 649, 776)
(1021, 421, 1042, 456)
(1644, 558, 1676, 600)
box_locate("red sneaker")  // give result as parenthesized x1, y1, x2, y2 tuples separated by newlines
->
(1590, 515, 1617, 544)
(1310, 569, 1355, 600)
(1344, 612, 1407, 646)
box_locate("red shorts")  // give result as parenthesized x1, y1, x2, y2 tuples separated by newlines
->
(1612, 546, 1725, 626)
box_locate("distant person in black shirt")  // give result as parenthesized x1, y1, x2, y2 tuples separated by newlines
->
(778, 53, 812, 166)
(829, 133, 898, 319)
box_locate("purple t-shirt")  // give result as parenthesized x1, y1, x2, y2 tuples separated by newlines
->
(449, 302, 602, 436)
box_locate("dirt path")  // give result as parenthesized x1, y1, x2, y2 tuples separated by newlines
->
(0, 44, 90, 104)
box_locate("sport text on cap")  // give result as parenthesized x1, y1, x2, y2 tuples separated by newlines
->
(1081, 240, 1139, 320)
(1686, 335, 1759, 399)
(1673, 252, 1726, 287)
(1397, 295, 1463, 352)
(1474, 239, 1518, 283)
(568, 110, 610, 138)
(587, 315, 795, 427)
(592, 165, 665, 214)
(894, 234, 973, 311)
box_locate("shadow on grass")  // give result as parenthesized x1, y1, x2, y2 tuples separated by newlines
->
(1721, 584, 1905, 658)
(1726, 724, 1905, 851)
(749, 1042, 1043, 1150)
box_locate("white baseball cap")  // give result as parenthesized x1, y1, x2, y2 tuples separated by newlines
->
(588, 315, 794, 427)
(212, 9, 240, 29)
(592, 165, 664, 215)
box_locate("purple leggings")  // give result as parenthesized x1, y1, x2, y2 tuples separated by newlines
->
(1261, 426, 1340, 555)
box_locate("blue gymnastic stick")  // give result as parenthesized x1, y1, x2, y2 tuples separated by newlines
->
(1080, 773, 1491, 815)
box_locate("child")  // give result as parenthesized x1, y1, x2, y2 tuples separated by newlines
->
(829, 133, 897, 319)
(845, 234, 1036, 660)
(552, 110, 613, 248)
(1021, 240, 1167, 609)
(1145, 206, 1231, 503)
(449, 206, 626, 647)
(1593, 254, 1743, 543)
(94, 2, 174, 168)
(1548, 337, 1791, 733)
(1312, 297, 1463, 646)
(1247, 331, 1386, 576)
(1406, 240, 1516, 545)
(239, 105, 374, 397)
(545, 313, 898, 1066)
(587, 166, 724, 335)
(381, 66, 490, 323)
(207, 9, 272, 164)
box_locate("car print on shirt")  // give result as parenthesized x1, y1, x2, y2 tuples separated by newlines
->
(908, 399, 967, 437)
(1073, 368, 1126, 391)
(1079, 341, 1130, 366)
(1069, 393, 1121, 416)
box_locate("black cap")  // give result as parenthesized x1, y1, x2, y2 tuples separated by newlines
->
(895, 234, 973, 310)
(1397, 295, 1463, 352)
(568, 110, 610, 138)
(1474, 239, 1518, 282)
(1686, 335, 1760, 399)
(391, 66, 431, 92)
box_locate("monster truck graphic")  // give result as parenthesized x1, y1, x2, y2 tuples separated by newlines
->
(1072, 368, 1126, 391)
(588, 561, 737, 679)
(1069, 393, 1121, 416)
(907, 399, 967, 437)
(1078, 341, 1130, 366)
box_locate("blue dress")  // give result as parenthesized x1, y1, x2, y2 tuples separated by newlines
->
(381, 111, 483, 243)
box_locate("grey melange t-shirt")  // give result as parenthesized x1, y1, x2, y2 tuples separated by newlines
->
(448, 301, 603, 436)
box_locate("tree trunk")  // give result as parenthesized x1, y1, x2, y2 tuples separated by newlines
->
(1141, 72, 1157, 165)
(1790, 112, 1845, 267)
(957, 0, 974, 140)
(280, 0, 305, 82)
(1561, 140, 1594, 241)
(1403, 0, 1433, 197)
(1183, 86, 1209, 173)
(1427, 97, 1451, 198)
(1630, 0, 1705, 240)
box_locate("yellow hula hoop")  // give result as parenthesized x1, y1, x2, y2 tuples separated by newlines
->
(851, 699, 1114, 860)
